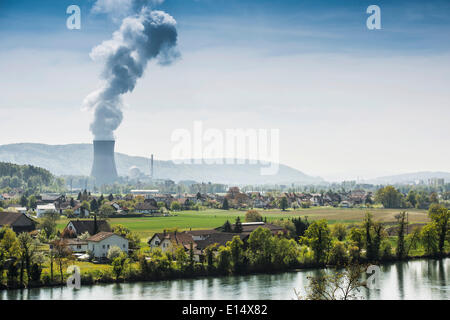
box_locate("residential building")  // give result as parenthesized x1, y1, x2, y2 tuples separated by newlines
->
(36, 203, 57, 218)
(86, 232, 129, 259)
(63, 218, 111, 237)
(0, 211, 37, 233)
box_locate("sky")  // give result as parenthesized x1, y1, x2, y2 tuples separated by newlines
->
(0, 0, 449, 182)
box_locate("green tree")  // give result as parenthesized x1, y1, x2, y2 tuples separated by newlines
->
(396, 212, 407, 258)
(99, 203, 115, 218)
(17, 232, 38, 286)
(303, 220, 332, 264)
(406, 190, 417, 207)
(271, 237, 299, 269)
(222, 220, 232, 233)
(20, 194, 28, 207)
(170, 201, 181, 211)
(90, 198, 98, 213)
(428, 204, 449, 255)
(222, 198, 229, 210)
(280, 197, 289, 211)
(245, 209, 262, 222)
(27, 195, 37, 210)
(107, 246, 123, 261)
(363, 213, 376, 260)
(246, 227, 274, 268)
(420, 223, 438, 255)
(51, 239, 72, 284)
(375, 186, 403, 208)
(0, 227, 20, 259)
(204, 243, 218, 272)
(112, 253, 129, 280)
(227, 236, 245, 273)
(112, 225, 140, 250)
(234, 217, 243, 233)
(328, 240, 348, 266)
(348, 227, 364, 260)
(39, 213, 58, 239)
(331, 223, 347, 241)
(430, 192, 439, 204)
(217, 246, 232, 274)
(415, 191, 430, 209)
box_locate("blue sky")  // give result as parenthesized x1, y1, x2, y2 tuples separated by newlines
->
(1, 0, 449, 181)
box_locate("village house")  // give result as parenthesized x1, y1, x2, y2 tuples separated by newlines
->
(152, 194, 175, 207)
(63, 218, 111, 237)
(86, 232, 129, 259)
(6, 204, 28, 214)
(134, 200, 160, 215)
(36, 203, 57, 218)
(148, 230, 201, 261)
(66, 238, 89, 253)
(0, 211, 37, 233)
(148, 222, 287, 261)
(38, 193, 65, 204)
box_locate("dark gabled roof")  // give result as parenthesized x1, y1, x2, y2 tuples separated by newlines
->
(195, 232, 246, 250)
(40, 193, 64, 201)
(0, 211, 36, 227)
(135, 202, 159, 211)
(67, 219, 111, 235)
(188, 229, 221, 236)
(229, 222, 286, 234)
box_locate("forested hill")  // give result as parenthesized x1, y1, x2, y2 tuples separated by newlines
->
(0, 162, 54, 188)
(0, 143, 324, 185)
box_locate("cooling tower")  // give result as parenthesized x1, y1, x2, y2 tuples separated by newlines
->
(90, 140, 118, 185)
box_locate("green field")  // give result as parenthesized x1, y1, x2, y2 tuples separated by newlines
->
(55, 207, 430, 242)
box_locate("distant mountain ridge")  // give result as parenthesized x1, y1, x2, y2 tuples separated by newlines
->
(0, 143, 324, 185)
(366, 171, 450, 185)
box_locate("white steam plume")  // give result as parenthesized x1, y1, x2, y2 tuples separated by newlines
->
(84, 0, 179, 140)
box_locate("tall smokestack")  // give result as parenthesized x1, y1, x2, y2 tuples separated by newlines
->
(91, 140, 118, 185)
(150, 154, 154, 180)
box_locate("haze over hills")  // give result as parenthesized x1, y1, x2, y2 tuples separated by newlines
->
(0, 143, 324, 185)
(365, 172, 450, 185)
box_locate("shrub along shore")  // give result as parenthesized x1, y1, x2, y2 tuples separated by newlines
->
(0, 205, 449, 291)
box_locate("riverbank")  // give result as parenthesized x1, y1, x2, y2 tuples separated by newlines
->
(2, 258, 449, 300)
(2, 252, 449, 291)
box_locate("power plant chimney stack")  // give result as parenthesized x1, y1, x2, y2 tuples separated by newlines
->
(150, 154, 154, 180)
(91, 140, 118, 185)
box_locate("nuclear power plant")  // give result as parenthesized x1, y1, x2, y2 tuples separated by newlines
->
(90, 140, 118, 185)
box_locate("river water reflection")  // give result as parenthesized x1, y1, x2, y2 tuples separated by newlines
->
(1, 258, 449, 300)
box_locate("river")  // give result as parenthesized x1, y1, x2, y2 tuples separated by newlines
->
(1, 258, 449, 300)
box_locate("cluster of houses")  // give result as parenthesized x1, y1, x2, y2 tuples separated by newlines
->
(62, 219, 129, 260)
(148, 221, 287, 262)
(1, 188, 373, 222)
(0, 209, 129, 260)
(0, 208, 286, 263)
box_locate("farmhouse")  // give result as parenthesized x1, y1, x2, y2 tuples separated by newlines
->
(134, 201, 160, 215)
(66, 238, 88, 253)
(0, 211, 37, 233)
(36, 203, 57, 218)
(63, 218, 111, 237)
(86, 232, 129, 259)
(148, 222, 287, 261)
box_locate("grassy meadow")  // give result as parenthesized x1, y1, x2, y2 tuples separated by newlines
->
(54, 207, 430, 242)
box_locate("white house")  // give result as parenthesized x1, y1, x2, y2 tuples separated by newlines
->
(36, 203, 57, 218)
(7, 206, 27, 214)
(66, 238, 88, 253)
(86, 232, 129, 259)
